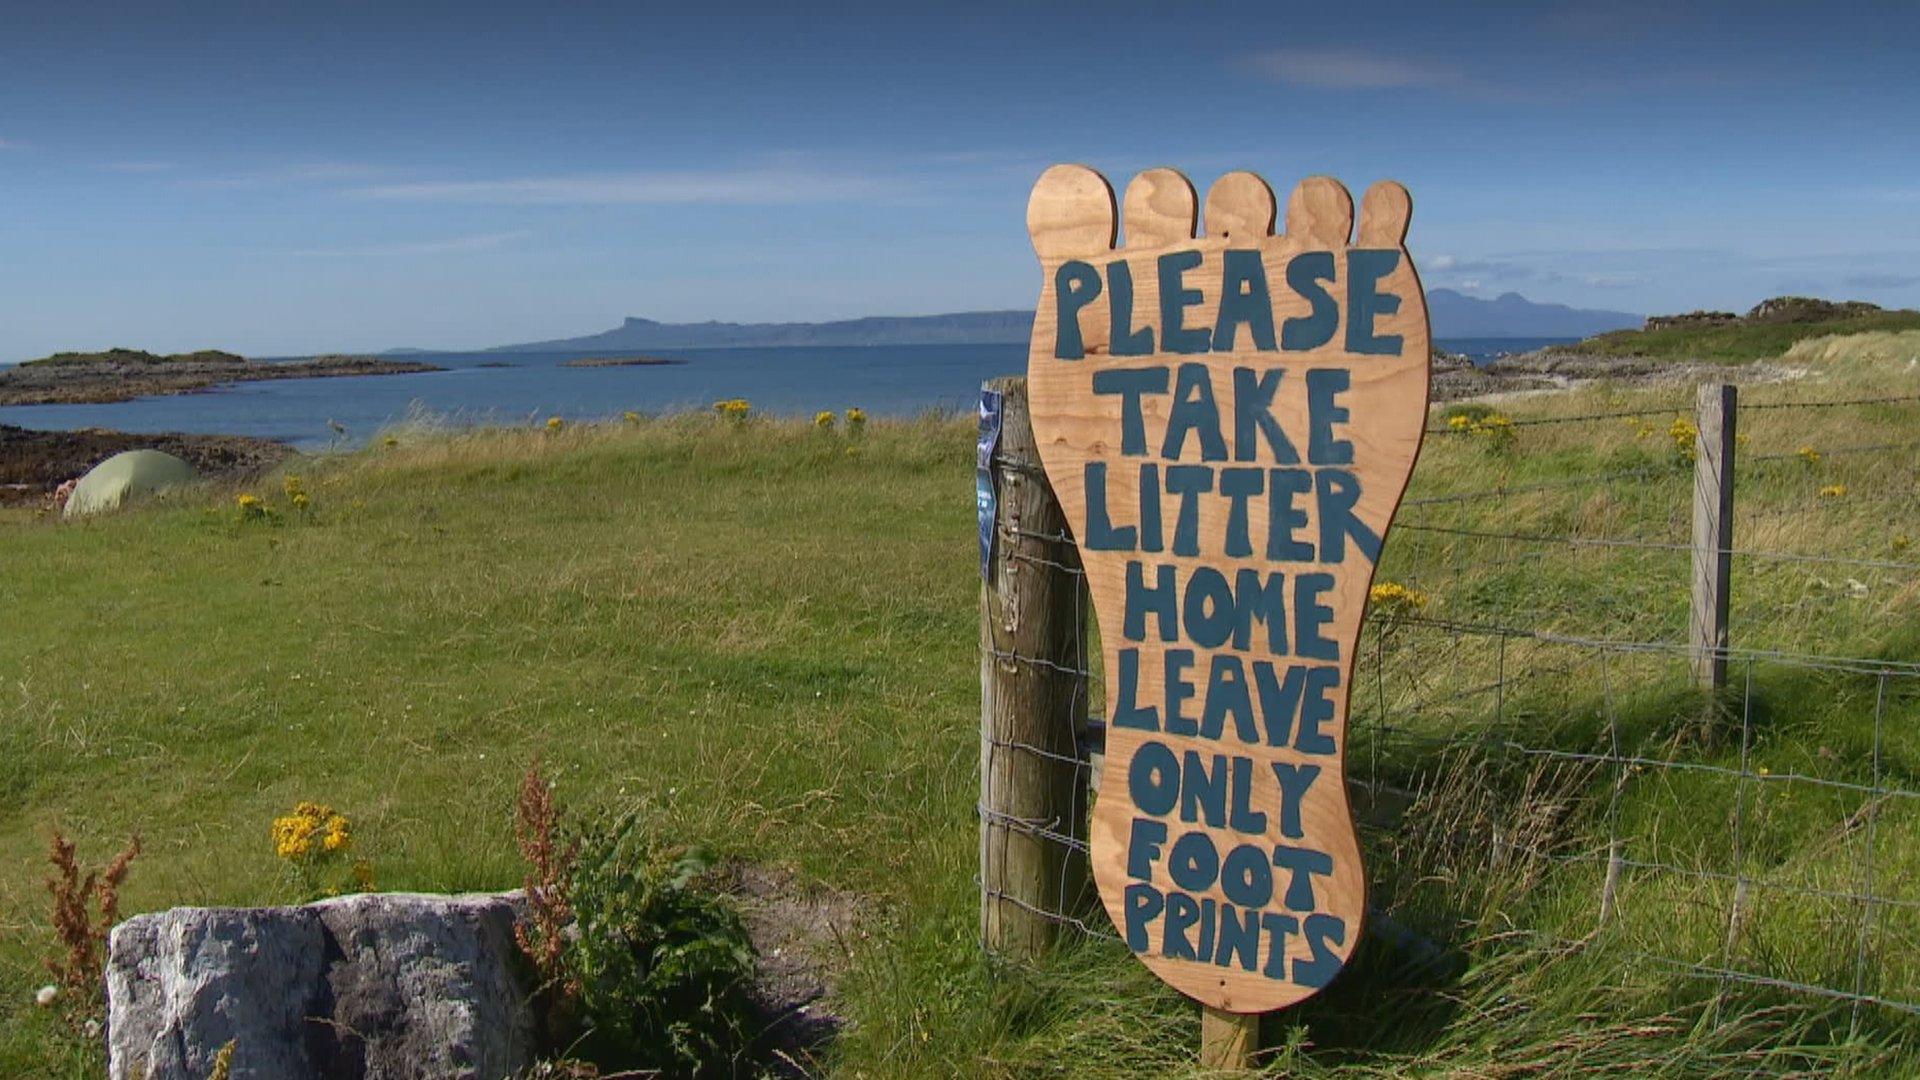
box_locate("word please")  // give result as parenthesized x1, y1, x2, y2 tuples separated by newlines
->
(1053, 249, 1404, 359)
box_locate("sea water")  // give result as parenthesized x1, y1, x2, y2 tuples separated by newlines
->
(0, 339, 1567, 450)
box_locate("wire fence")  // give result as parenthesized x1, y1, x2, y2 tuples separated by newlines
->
(978, 379, 1920, 1032)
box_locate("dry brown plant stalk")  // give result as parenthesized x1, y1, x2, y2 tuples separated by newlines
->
(514, 759, 580, 999)
(44, 829, 142, 1017)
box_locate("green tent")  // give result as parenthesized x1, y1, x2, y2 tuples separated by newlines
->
(63, 450, 198, 518)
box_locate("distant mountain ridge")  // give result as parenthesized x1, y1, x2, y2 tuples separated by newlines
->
(465, 290, 1640, 353)
(1425, 289, 1640, 338)
(489, 311, 1035, 352)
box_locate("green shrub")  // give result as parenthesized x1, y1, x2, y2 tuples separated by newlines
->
(564, 814, 757, 1076)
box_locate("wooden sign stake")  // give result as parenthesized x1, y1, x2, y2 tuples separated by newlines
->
(1022, 163, 1430, 1044)
(1201, 1006, 1260, 1069)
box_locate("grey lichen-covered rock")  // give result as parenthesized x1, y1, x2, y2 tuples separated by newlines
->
(106, 892, 535, 1080)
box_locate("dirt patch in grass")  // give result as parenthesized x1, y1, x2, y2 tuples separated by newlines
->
(722, 862, 872, 1076)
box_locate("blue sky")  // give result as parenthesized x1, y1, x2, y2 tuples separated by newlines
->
(1, 1, 1917, 359)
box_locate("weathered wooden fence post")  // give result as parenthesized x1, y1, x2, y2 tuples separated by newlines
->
(1690, 383, 1737, 693)
(979, 376, 1090, 958)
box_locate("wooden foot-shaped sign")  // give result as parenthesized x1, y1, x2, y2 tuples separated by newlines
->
(1024, 165, 1430, 1012)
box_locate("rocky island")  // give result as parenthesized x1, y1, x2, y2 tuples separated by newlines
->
(0, 348, 443, 406)
(558, 355, 680, 368)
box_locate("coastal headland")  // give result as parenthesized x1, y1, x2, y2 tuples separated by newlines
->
(0, 348, 442, 406)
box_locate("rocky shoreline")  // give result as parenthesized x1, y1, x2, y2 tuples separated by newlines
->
(1431, 348, 1800, 402)
(0, 349, 442, 406)
(0, 424, 290, 506)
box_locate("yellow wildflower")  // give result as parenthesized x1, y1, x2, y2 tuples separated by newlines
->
(1448, 414, 1472, 430)
(1819, 483, 1848, 499)
(1669, 417, 1699, 463)
(546, 416, 564, 432)
(1369, 581, 1430, 617)
(623, 410, 642, 425)
(1797, 445, 1822, 464)
(237, 493, 261, 510)
(271, 801, 351, 865)
(1894, 534, 1912, 553)
(1464, 412, 1514, 450)
(713, 398, 752, 420)
(271, 815, 314, 860)
(845, 407, 867, 430)
(814, 410, 836, 430)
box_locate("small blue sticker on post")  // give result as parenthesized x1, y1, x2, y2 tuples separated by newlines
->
(978, 389, 1004, 580)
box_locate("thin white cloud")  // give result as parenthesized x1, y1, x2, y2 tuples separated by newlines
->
(1427, 254, 1535, 280)
(186, 162, 387, 190)
(351, 168, 897, 206)
(1429, 252, 1652, 292)
(290, 230, 533, 258)
(1246, 48, 1466, 90)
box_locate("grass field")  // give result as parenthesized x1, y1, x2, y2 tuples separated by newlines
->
(3, 335, 1919, 1076)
